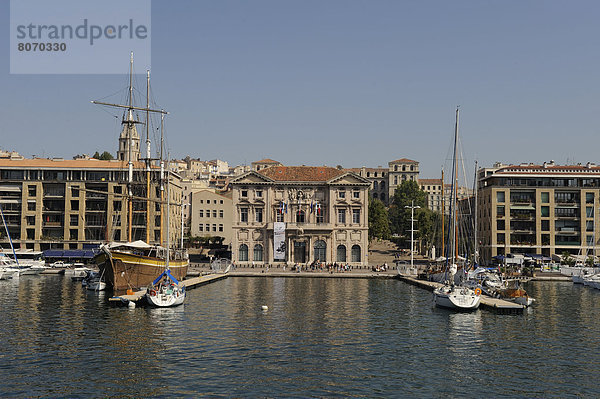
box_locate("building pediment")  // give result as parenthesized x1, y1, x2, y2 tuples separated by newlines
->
(231, 171, 274, 184)
(328, 172, 370, 185)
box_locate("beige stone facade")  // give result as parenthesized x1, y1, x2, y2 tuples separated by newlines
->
(347, 167, 389, 204)
(348, 158, 420, 205)
(388, 158, 419, 200)
(0, 158, 182, 251)
(419, 178, 444, 212)
(231, 166, 370, 266)
(189, 189, 233, 245)
(478, 162, 600, 265)
(251, 158, 283, 172)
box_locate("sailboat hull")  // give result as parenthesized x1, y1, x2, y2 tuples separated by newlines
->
(95, 250, 188, 291)
(146, 286, 185, 307)
(433, 285, 481, 311)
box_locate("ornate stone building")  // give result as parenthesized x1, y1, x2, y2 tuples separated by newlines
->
(231, 166, 370, 266)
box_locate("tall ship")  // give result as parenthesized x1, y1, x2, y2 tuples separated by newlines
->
(92, 53, 188, 291)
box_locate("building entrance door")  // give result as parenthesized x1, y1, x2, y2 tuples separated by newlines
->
(294, 241, 306, 263)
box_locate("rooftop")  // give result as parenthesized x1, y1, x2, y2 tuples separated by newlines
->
(419, 178, 442, 185)
(259, 166, 345, 182)
(389, 158, 418, 164)
(252, 158, 281, 164)
(0, 158, 151, 169)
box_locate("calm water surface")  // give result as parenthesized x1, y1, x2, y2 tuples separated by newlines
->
(0, 275, 598, 398)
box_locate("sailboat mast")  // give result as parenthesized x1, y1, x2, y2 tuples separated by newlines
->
(441, 167, 445, 260)
(160, 113, 165, 246)
(451, 107, 459, 264)
(473, 160, 478, 266)
(146, 70, 151, 243)
(166, 158, 170, 269)
(127, 52, 134, 242)
(0, 204, 19, 265)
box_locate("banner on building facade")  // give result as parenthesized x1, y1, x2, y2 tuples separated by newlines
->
(274, 222, 286, 260)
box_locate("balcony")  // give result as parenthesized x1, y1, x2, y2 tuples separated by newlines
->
(43, 221, 63, 228)
(555, 227, 579, 234)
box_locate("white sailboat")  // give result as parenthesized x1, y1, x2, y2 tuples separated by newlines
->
(145, 158, 186, 307)
(433, 108, 481, 311)
(0, 203, 35, 277)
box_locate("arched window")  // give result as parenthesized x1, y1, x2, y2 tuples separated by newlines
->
(394, 176, 398, 185)
(314, 240, 326, 262)
(366, 172, 370, 177)
(380, 193, 385, 202)
(402, 165, 406, 171)
(380, 181, 385, 189)
(394, 165, 398, 171)
(239, 244, 248, 261)
(337, 245, 346, 262)
(253, 244, 263, 261)
(373, 193, 378, 199)
(351, 245, 361, 262)
(373, 181, 378, 190)
(296, 210, 305, 223)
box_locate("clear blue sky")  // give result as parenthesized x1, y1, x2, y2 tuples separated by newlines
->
(1, 0, 599, 178)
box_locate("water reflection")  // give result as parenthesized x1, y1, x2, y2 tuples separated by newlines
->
(1, 276, 600, 397)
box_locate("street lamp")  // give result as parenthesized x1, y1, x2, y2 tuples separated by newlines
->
(405, 200, 420, 269)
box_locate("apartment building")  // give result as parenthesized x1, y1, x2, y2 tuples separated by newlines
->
(478, 162, 600, 265)
(0, 158, 182, 251)
(189, 189, 233, 245)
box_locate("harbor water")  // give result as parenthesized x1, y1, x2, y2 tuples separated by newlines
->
(1, 275, 599, 398)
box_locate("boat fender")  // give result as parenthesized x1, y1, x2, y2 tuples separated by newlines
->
(474, 288, 482, 296)
(149, 289, 157, 296)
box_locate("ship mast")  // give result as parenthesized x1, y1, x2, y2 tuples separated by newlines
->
(91, 52, 168, 243)
(160, 113, 165, 246)
(451, 107, 459, 266)
(473, 160, 479, 266)
(127, 52, 134, 242)
(145, 70, 151, 243)
(441, 167, 445, 260)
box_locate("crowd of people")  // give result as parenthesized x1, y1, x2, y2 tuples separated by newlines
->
(372, 263, 389, 272)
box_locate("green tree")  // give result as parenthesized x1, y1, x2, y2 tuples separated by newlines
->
(388, 181, 427, 244)
(562, 251, 575, 266)
(368, 197, 391, 240)
(93, 151, 115, 160)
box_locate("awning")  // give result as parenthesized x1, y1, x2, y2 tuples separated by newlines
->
(107, 240, 156, 250)
(43, 249, 98, 259)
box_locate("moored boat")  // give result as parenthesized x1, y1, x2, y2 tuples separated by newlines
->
(95, 241, 188, 291)
(433, 283, 481, 310)
(432, 109, 481, 311)
(145, 269, 185, 307)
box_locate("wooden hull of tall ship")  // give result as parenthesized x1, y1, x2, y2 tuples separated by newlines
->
(95, 247, 188, 291)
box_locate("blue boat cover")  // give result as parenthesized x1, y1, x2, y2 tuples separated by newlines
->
(152, 269, 180, 286)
